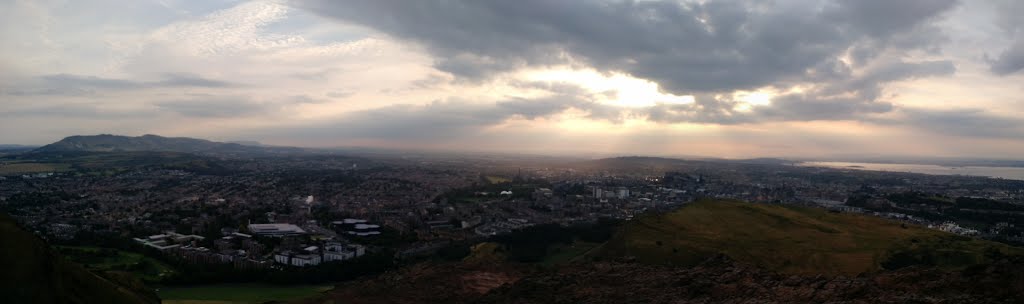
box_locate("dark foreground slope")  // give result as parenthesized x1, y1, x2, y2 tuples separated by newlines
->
(298, 256, 1024, 304)
(599, 200, 1022, 275)
(478, 256, 1024, 304)
(0, 214, 158, 304)
(299, 201, 1024, 303)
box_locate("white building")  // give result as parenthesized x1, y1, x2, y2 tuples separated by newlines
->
(134, 231, 204, 251)
(248, 223, 306, 237)
(290, 254, 321, 267)
(274, 252, 292, 264)
(323, 242, 366, 262)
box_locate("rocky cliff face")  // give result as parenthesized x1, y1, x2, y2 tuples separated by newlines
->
(302, 256, 1024, 304)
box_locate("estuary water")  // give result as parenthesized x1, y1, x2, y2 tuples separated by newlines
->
(800, 161, 1024, 181)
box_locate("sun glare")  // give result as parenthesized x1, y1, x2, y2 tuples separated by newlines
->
(733, 90, 773, 106)
(521, 68, 694, 107)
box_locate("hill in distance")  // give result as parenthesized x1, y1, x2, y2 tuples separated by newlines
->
(598, 199, 1022, 275)
(33, 134, 307, 157)
(0, 214, 158, 304)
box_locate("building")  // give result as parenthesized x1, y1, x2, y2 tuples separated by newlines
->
(274, 251, 292, 264)
(617, 187, 630, 199)
(290, 254, 321, 267)
(247, 223, 306, 237)
(332, 219, 382, 236)
(134, 231, 205, 251)
(323, 242, 366, 262)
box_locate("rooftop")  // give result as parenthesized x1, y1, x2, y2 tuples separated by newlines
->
(247, 223, 306, 235)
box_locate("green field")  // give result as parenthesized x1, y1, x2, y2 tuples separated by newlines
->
(56, 246, 177, 282)
(599, 199, 1023, 275)
(158, 284, 333, 304)
(485, 175, 511, 184)
(1, 150, 229, 176)
(0, 162, 70, 174)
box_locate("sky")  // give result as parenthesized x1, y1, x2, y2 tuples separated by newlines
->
(1, 0, 1023, 159)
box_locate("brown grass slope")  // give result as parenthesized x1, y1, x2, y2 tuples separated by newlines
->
(598, 199, 1022, 275)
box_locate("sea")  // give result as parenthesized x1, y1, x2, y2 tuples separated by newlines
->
(800, 161, 1024, 181)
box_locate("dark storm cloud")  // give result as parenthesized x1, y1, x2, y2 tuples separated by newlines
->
(295, 0, 957, 94)
(4, 73, 239, 96)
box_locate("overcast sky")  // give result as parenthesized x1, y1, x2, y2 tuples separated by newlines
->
(2, 0, 1023, 158)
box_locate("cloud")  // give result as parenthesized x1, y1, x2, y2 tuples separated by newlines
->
(155, 97, 271, 118)
(156, 73, 237, 87)
(989, 39, 1024, 75)
(295, 0, 957, 94)
(895, 108, 1024, 139)
(253, 91, 616, 143)
(288, 95, 329, 104)
(987, 0, 1024, 75)
(641, 59, 954, 124)
(3, 73, 238, 96)
(0, 103, 153, 119)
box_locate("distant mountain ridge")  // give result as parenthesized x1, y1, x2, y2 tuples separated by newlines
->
(33, 134, 307, 157)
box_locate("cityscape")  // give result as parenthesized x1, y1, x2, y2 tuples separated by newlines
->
(4, 137, 1024, 277)
(4, 0, 1024, 303)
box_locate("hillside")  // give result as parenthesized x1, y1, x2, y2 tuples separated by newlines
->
(476, 256, 1024, 304)
(303, 252, 1024, 304)
(0, 214, 159, 304)
(33, 134, 306, 157)
(598, 199, 1022, 275)
(299, 201, 1024, 303)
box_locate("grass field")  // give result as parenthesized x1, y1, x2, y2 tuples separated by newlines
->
(56, 246, 177, 282)
(600, 199, 1022, 275)
(0, 162, 70, 174)
(485, 176, 511, 184)
(158, 284, 333, 304)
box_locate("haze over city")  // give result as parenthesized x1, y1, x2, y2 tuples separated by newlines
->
(3, 0, 1024, 158)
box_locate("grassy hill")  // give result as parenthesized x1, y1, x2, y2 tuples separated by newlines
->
(0, 214, 159, 304)
(33, 134, 307, 157)
(597, 199, 1022, 275)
